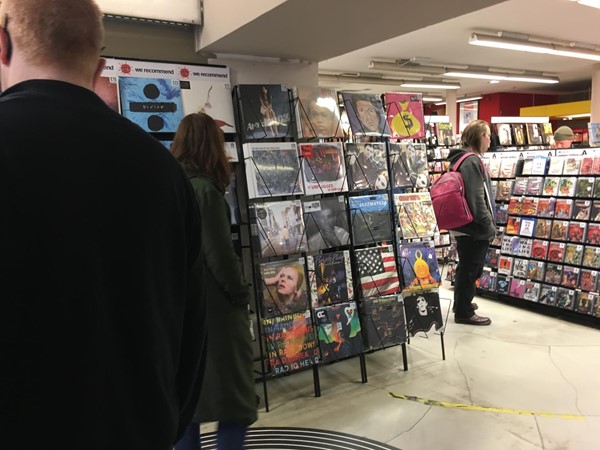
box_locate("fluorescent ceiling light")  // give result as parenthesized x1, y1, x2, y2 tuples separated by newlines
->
(401, 81, 460, 90)
(422, 96, 443, 102)
(490, 116, 549, 124)
(368, 60, 444, 77)
(469, 32, 600, 62)
(434, 96, 483, 106)
(560, 113, 591, 119)
(424, 115, 450, 123)
(445, 69, 559, 84)
(577, 0, 600, 9)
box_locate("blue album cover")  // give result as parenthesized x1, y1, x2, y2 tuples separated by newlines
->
(348, 194, 392, 245)
(119, 77, 184, 132)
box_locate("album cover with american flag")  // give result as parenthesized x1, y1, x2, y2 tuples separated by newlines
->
(355, 245, 400, 298)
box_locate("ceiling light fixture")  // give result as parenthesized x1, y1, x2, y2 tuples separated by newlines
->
(577, 0, 600, 9)
(422, 96, 444, 102)
(434, 95, 483, 106)
(444, 68, 559, 84)
(400, 80, 461, 90)
(368, 60, 445, 77)
(469, 32, 600, 62)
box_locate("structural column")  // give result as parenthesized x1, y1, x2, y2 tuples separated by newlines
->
(591, 63, 600, 123)
(445, 90, 458, 138)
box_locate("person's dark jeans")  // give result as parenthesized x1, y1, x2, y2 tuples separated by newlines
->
(174, 421, 248, 450)
(454, 236, 489, 318)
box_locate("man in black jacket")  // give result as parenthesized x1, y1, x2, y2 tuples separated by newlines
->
(0, 1, 206, 448)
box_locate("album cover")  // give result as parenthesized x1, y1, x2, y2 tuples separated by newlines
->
(498, 255, 514, 276)
(398, 241, 441, 292)
(533, 219, 552, 240)
(512, 124, 525, 145)
(516, 237, 533, 258)
(495, 203, 509, 224)
(181, 80, 236, 133)
(497, 123, 513, 146)
(567, 221, 587, 243)
(437, 122, 454, 146)
(561, 266, 580, 289)
(531, 239, 549, 260)
(554, 199, 573, 219)
(478, 270, 497, 291)
(499, 158, 517, 178)
(496, 275, 510, 295)
(506, 216, 521, 235)
(558, 177, 577, 197)
(508, 197, 523, 216)
(307, 251, 353, 308)
(484, 248, 500, 269)
(521, 197, 539, 216)
(562, 157, 582, 175)
(345, 143, 389, 191)
(542, 177, 560, 197)
(572, 200, 592, 221)
(587, 122, 600, 148)
(583, 246, 600, 269)
(564, 243, 584, 266)
(537, 198, 555, 218)
(487, 158, 501, 179)
(315, 302, 363, 363)
(361, 295, 407, 350)
(547, 241, 565, 263)
(544, 263, 563, 285)
(593, 157, 600, 175)
(519, 217, 537, 237)
(237, 84, 292, 139)
(259, 258, 309, 318)
(576, 177, 595, 198)
(119, 77, 184, 132)
(250, 200, 307, 257)
(262, 310, 320, 375)
(542, 122, 554, 144)
(586, 223, 600, 246)
(349, 194, 393, 245)
(531, 156, 549, 175)
(594, 179, 600, 200)
(491, 227, 505, 247)
(526, 123, 544, 145)
(388, 143, 411, 188)
(303, 196, 350, 251)
(592, 200, 600, 221)
(523, 281, 541, 302)
(501, 235, 516, 254)
(295, 87, 343, 139)
(394, 192, 438, 239)
(300, 143, 348, 195)
(385, 92, 425, 139)
(94, 76, 119, 112)
(388, 142, 429, 188)
(355, 245, 400, 298)
(539, 284, 557, 306)
(512, 177, 528, 196)
(555, 287, 575, 310)
(575, 291, 596, 315)
(512, 258, 529, 279)
(550, 220, 569, 241)
(509, 278, 525, 298)
(547, 157, 565, 176)
(403, 290, 444, 337)
(525, 177, 544, 196)
(579, 268, 598, 292)
(341, 92, 391, 137)
(243, 142, 303, 198)
(580, 156, 595, 175)
(527, 260, 546, 282)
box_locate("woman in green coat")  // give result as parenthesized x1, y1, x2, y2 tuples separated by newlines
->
(172, 113, 257, 449)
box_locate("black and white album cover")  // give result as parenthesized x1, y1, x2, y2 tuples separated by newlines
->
(250, 200, 307, 257)
(402, 290, 444, 337)
(303, 196, 350, 251)
(345, 143, 389, 191)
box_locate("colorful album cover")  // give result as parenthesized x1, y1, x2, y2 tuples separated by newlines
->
(403, 290, 444, 337)
(554, 199, 573, 219)
(388, 142, 429, 188)
(579, 269, 598, 292)
(119, 77, 184, 132)
(542, 177, 560, 197)
(181, 80, 236, 133)
(345, 143, 389, 191)
(567, 221, 587, 243)
(498, 255, 514, 276)
(361, 295, 406, 350)
(593, 157, 600, 175)
(521, 197, 539, 216)
(580, 156, 595, 175)
(526, 123, 543, 145)
(531, 239, 549, 260)
(478, 270, 497, 291)
(519, 217, 537, 237)
(547, 157, 565, 175)
(495, 203, 509, 224)
(547, 241, 565, 263)
(583, 246, 600, 269)
(94, 76, 119, 112)
(295, 87, 343, 139)
(509, 278, 525, 298)
(437, 122, 454, 146)
(491, 227, 505, 247)
(349, 194, 392, 245)
(561, 266, 580, 289)
(539, 284, 557, 306)
(541, 122, 553, 144)
(525, 177, 544, 196)
(303, 196, 350, 251)
(594, 179, 600, 199)
(484, 248, 500, 269)
(385, 92, 425, 139)
(355, 245, 400, 297)
(523, 281, 541, 302)
(550, 220, 569, 241)
(512, 124, 525, 145)
(262, 310, 320, 375)
(307, 251, 353, 308)
(564, 243, 584, 266)
(587, 123, 600, 148)
(537, 198, 555, 218)
(555, 287, 575, 310)
(496, 180, 514, 201)
(562, 157, 582, 175)
(300, 143, 348, 195)
(237, 84, 292, 139)
(575, 177, 595, 198)
(394, 192, 438, 239)
(512, 177, 528, 196)
(586, 223, 600, 246)
(544, 263, 563, 285)
(398, 241, 441, 292)
(558, 177, 577, 197)
(496, 275, 510, 295)
(512, 258, 529, 279)
(243, 142, 303, 198)
(575, 292, 596, 315)
(533, 219, 552, 239)
(508, 197, 523, 215)
(497, 123, 512, 146)
(259, 258, 309, 318)
(572, 200, 592, 221)
(487, 158, 501, 178)
(527, 260, 546, 282)
(506, 216, 521, 235)
(341, 92, 391, 137)
(315, 302, 363, 363)
(250, 200, 307, 257)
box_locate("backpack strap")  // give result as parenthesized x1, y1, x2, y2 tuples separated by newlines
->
(451, 152, 478, 172)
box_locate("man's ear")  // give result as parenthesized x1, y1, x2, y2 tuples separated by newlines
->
(92, 57, 106, 87)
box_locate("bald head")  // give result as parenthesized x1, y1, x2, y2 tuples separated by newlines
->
(0, 0, 104, 86)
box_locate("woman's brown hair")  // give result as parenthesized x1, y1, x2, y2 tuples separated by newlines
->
(171, 113, 232, 190)
(461, 120, 490, 154)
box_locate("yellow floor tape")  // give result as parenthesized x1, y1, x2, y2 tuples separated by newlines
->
(389, 393, 585, 420)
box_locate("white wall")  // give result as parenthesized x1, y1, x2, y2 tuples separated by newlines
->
(97, 0, 201, 24)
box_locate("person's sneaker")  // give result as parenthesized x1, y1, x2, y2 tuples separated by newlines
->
(454, 314, 492, 326)
(452, 302, 479, 313)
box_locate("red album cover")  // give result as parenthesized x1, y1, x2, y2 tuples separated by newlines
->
(567, 221, 587, 243)
(506, 216, 521, 235)
(537, 198, 555, 218)
(547, 242, 565, 263)
(580, 156, 595, 175)
(587, 223, 600, 245)
(531, 239, 549, 260)
(508, 198, 523, 215)
(521, 197, 539, 216)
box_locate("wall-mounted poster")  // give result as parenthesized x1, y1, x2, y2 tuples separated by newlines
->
(459, 100, 478, 132)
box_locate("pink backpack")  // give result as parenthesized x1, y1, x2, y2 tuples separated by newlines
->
(430, 152, 477, 230)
